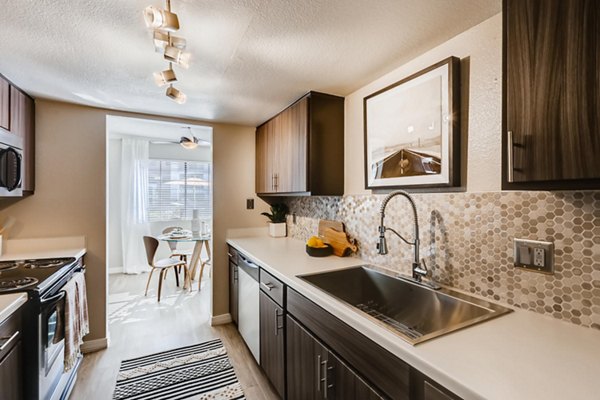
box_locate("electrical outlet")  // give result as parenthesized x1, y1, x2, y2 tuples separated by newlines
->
(246, 198, 254, 210)
(533, 248, 545, 267)
(513, 239, 554, 274)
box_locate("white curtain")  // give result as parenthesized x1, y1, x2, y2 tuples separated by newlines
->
(121, 138, 151, 274)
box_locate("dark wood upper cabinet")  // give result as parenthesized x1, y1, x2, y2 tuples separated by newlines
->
(503, 0, 600, 189)
(256, 91, 344, 196)
(11, 87, 35, 193)
(0, 78, 9, 131)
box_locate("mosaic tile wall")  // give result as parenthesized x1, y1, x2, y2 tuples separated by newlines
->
(285, 192, 600, 329)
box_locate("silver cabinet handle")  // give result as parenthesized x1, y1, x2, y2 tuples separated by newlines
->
(261, 281, 274, 291)
(507, 130, 514, 182)
(316, 355, 322, 392)
(274, 309, 283, 336)
(321, 358, 329, 398)
(0, 331, 19, 351)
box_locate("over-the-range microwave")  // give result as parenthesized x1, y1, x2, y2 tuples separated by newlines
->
(0, 131, 23, 197)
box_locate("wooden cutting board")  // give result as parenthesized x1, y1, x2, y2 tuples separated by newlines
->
(322, 228, 358, 257)
(318, 219, 345, 237)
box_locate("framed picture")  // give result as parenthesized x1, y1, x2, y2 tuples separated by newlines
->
(363, 56, 461, 189)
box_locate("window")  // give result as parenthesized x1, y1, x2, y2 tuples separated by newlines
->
(147, 159, 212, 222)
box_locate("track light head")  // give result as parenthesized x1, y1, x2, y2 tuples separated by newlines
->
(153, 66, 177, 87)
(143, 5, 180, 32)
(164, 45, 191, 68)
(166, 85, 187, 104)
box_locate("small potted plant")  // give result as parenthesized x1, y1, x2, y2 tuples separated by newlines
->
(261, 203, 289, 238)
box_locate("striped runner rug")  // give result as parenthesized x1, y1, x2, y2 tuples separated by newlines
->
(113, 339, 245, 400)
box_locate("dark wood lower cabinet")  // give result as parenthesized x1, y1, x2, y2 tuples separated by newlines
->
(0, 309, 23, 400)
(259, 291, 285, 397)
(229, 260, 238, 325)
(286, 315, 383, 400)
(0, 341, 22, 400)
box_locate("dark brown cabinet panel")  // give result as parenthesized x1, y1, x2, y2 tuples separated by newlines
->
(0, 341, 22, 400)
(256, 91, 344, 196)
(329, 353, 384, 400)
(229, 260, 238, 325)
(286, 315, 329, 400)
(0, 78, 9, 131)
(286, 315, 383, 400)
(503, 0, 600, 189)
(10, 87, 35, 192)
(259, 291, 285, 397)
(0, 309, 23, 400)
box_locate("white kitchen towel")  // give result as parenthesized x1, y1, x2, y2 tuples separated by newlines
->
(63, 271, 89, 371)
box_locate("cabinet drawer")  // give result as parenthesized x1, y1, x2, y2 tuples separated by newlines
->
(227, 245, 238, 265)
(0, 308, 22, 362)
(259, 269, 284, 307)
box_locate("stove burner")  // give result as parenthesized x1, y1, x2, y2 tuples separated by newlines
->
(0, 276, 39, 292)
(0, 262, 19, 272)
(22, 259, 68, 269)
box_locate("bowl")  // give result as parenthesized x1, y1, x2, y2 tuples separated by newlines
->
(306, 244, 333, 257)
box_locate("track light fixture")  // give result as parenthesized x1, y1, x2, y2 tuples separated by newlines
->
(166, 85, 187, 104)
(144, 0, 190, 104)
(143, 3, 179, 32)
(164, 45, 191, 68)
(153, 64, 177, 87)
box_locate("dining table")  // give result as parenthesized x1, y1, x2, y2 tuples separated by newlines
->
(157, 233, 211, 291)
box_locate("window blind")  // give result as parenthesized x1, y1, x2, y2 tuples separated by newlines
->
(147, 159, 212, 222)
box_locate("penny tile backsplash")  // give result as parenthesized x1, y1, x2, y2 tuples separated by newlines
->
(285, 192, 600, 329)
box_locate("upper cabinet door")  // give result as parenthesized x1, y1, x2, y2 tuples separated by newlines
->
(256, 124, 270, 193)
(503, 0, 600, 189)
(0, 78, 9, 131)
(278, 97, 308, 193)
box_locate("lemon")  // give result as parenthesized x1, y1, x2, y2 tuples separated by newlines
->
(307, 236, 326, 248)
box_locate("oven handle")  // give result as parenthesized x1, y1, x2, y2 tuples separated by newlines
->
(40, 291, 66, 311)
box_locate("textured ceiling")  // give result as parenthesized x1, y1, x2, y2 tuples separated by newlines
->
(0, 0, 501, 126)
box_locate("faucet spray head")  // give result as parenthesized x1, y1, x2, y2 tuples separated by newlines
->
(377, 225, 388, 255)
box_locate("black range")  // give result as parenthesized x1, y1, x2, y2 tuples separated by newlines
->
(0, 256, 84, 400)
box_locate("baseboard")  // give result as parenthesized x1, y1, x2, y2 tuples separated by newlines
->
(108, 267, 123, 274)
(210, 313, 232, 326)
(81, 337, 109, 353)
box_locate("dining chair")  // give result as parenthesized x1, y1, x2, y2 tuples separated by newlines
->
(143, 236, 188, 302)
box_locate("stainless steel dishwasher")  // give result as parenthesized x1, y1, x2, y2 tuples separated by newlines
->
(237, 254, 260, 362)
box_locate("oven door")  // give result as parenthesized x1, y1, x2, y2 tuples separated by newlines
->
(39, 291, 66, 400)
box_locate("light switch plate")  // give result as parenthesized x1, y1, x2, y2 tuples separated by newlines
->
(513, 239, 554, 274)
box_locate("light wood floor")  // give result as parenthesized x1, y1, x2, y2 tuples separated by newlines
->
(70, 272, 279, 400)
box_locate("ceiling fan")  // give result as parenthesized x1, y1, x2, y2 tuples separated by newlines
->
(150, 127, 210, 149)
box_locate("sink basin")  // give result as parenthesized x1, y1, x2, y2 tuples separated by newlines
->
(298, 266, 512, 345)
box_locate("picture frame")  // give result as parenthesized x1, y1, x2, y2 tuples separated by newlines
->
(363, 56, 461, 190)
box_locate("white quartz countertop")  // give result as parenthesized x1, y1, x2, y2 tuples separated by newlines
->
(227, 236, 600, 400)
(0, 293, 27, 325)
(0, 236, 86, 261)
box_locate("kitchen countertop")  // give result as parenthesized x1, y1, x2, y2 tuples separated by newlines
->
(0, 236, 86, 261)
(0, 293, 27, 325)
(227, 235, 600, 400)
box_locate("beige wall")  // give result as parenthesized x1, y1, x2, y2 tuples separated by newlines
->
(345, 13, 502, 194)
(0, 99, 268, 341)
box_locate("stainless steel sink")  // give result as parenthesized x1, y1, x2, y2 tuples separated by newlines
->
(298, 266, 512, 345)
